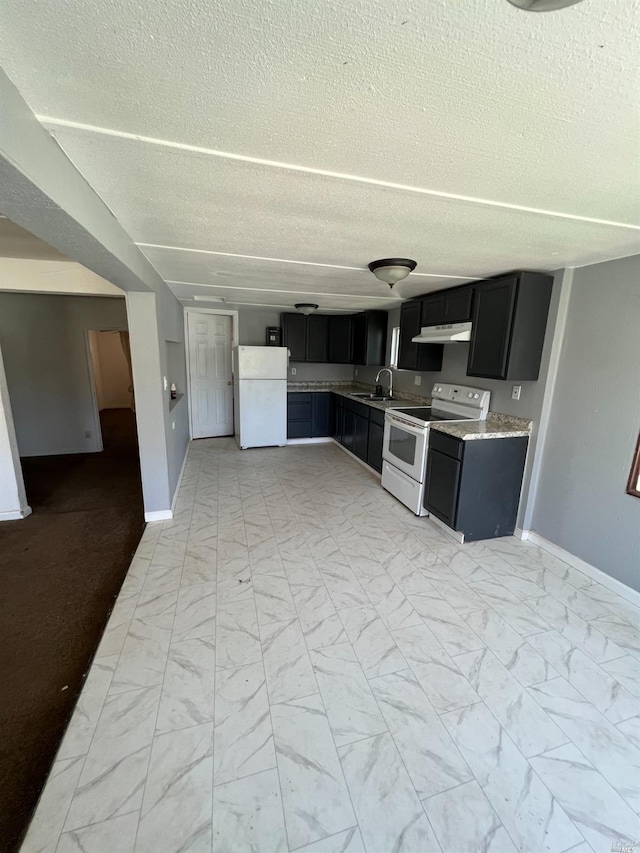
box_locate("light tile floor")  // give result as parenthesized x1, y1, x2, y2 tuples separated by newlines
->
(21, 439, 640, 853)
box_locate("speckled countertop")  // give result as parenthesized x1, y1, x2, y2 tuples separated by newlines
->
(287, 381, 532, 439)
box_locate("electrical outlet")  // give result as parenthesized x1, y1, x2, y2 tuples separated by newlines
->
(84, 430, 91, 439)
(414, 375, 421, 386)
(512, 385, 522, 401)
(172, 420, 175, 430)
(355, 368, 359, 376)
(291, 367, 297, 375)
(163, 376, 168, 391)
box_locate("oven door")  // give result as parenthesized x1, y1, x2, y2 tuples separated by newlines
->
(382, 413, 428, 481)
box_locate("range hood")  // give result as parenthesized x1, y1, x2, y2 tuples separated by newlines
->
(412, 322, 472, 344)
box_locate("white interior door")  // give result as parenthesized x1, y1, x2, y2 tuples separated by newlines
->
(188, 312, 233, 438)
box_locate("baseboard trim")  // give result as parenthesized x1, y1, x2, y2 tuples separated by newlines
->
(332, 440, 381, 479)
(427, 513, 465, 544)
(286, 437, 334, 445)
(525, 530, 640, 607)
(145, 509, 173, 522)
(0, 505, 32, 521)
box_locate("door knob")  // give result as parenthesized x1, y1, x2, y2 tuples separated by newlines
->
(227, 381, 232, 385)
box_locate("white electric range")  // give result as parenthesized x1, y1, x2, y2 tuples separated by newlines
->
(381, 383, 491, 515)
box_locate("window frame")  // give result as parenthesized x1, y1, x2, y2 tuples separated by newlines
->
(389, 325, 400, 369)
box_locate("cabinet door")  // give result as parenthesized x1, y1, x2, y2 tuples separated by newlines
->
(312, 392, 332, 437)
(342, 408, 355, 450)
(398, 301, 421, 370)
(421, 294, 445, 326)
(282, 314, 307, 362)
(350, 313, 368, 365)
(328, 315, 353, 363)
(467, 277, 517, 379)
(353, 414, 369, 461)
(332, 395, 344, 442)
(367, 421, 384, 473)
(424, 449, 462, 526)
(306, 315, 328, 362)
(444, 286, 474, 323)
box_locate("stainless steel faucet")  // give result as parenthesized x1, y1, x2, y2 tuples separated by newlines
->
(375, 367, 393, 398)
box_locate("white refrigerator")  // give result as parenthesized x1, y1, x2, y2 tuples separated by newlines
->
(233, 346, 288, 449)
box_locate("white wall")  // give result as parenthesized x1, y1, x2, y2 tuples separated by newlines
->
(530, 254, 640, 591)
(0, 293, 128, 456)
(91, 331, 131, 409)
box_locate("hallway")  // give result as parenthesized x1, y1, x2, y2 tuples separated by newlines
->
(0, 409, 144, 852)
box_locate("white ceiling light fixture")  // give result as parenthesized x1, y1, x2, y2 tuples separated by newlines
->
(295, 303, 319, 315)
(506, 0, 586, 10)
(368, 258, 417, 290)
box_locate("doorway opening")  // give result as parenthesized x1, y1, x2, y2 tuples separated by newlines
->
(87, 329, 135, 450)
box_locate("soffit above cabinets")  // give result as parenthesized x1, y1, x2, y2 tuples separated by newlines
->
(0, 0, 638, 310)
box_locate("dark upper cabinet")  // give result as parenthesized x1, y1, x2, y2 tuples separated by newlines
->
(281, 313, 307, 362)
(350, 311, 387, 366)
(421, 285, 474, 327)
(328, 315, 353, 364)
(467, 271, 553, 381)
(398, 301, 444, 372)
(306, 315, 328, 362)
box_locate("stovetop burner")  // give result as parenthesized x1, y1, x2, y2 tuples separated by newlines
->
(393, 406, 473, 423)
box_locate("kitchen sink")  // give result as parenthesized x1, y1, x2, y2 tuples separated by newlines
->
(349, 392, 394, 401)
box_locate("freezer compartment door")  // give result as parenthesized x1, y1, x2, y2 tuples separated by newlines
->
(236, 346, 288, 380)
(237, 379, 287, 448)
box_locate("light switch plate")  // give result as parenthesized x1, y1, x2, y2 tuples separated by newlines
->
(291, 367, 297, 375)
(414, 375, 421, 386)
(163, 376, 168, 391)
(355, 368, 359, 376)
(512, 385, 522, 400)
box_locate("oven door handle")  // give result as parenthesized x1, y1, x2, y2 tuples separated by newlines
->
(385, 415, 427, 437)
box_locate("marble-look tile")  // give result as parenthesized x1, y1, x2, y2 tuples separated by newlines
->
(423, 780, 517, 852)
(528, 630, 640, 723)
(338, 604, 406, 678)
(136, 564, 181, 617)
(530, 743, 640, 853)
(156, 637, 215, 734)
(253, 571, 298, 625)
(110, 613, 173, 694)
(589, 614, 640, 660)
(464, 608, 554, 686)
(56, 813, 139, 853)
(617, 714, 640, 749)
(181, 543, 217, 585)
(310, 643, 387, 746)
(441, 702, 583, 852)
(362, 574, 422, 631)
(272, 694, 356, 849)
(20, 756, 84, 853)
(370, 669, 473, 798)
(476, 595, 551, 637)
(212, 768, 288, 853)
(431, 575, 485, 616)
(172, 581, 216, 640)
(56, 655, 118, 760)
(385, 552, 435, 595)
(320, 561, 369, 610)
(65, 685, 160, 830)
(216, 596, 261, 669)
(338, 732, 441, 853)
(409, 595, 485, 656)
(454, 648, 568, 757)
(136, 723, 213, 852)
(527, 570, 611, 621)
(214, 661, 275, 785)
(528, 596, 624, 663)
(96, 590, 138, 658)
(295, 827, 365, 853)
(529, 677, 640, 812)
(260, 618, 317, 705)
(393, 623, 480, 713)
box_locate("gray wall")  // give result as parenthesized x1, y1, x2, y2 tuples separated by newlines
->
(531, 255, 640, 590)
(0, 292, 128, 456)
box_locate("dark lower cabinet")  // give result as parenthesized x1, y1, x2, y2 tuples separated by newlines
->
(342, 408, 355, 451)
(353, 413, 369, 462)
(367, 415, 384, 473)
(287, 392, 332, 438)
(424, 430, 528, 541)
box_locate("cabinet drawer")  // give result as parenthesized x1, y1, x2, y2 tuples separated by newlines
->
(287, 396, 312, 421)
(288, 420, 312, 438)
(429, 430, 464, 461)
(344, 398, 371, 419)
(369, 408, 385, 427)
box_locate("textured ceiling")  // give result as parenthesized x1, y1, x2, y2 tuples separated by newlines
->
(0, 0, 638, 309)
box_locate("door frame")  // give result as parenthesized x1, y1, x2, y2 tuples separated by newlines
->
(84, 324, 129, 453)
(184, 308, 239, 439)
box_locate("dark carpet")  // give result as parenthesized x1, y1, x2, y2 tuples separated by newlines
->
(0, 409, 145, 852)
